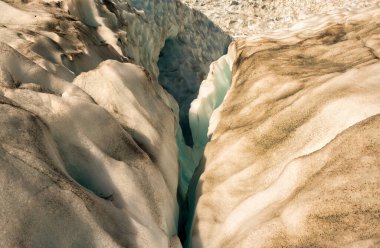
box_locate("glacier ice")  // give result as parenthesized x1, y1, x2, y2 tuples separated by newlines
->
(174, 42, 237, 247)
(1, 0, 380, 247)
(0, 0, 230, 247)
(189, 5, 380, 248)
(177, 44, 236, 196)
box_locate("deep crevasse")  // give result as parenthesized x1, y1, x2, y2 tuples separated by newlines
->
(178, 43, 235, 195)
(68, 0, 234, 233)
(176, 43, 236, 246)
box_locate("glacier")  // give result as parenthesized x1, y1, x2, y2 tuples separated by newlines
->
(0, 0, 230, 247)
(0, 0, 380, 247)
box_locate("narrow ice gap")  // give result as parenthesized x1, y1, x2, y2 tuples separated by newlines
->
(178, 43, 235, 196)
(173, 43, 236, 246)
(156, 38, 235, 200)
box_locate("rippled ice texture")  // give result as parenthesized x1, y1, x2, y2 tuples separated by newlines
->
(182, 0, 380, 37)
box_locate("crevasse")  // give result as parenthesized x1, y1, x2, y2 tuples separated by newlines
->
(178, 43, 235, 196)
(176, 43, 236, 246)
(2, 0, 235, 244)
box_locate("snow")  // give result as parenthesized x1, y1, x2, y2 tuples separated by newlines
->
(0, 1, 51, 25)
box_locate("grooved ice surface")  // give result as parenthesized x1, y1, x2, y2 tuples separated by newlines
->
(0, 0, 230, 247)
(190, 6, 380, 247)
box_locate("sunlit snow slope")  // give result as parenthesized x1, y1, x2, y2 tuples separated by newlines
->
(190, 5, 380, 248)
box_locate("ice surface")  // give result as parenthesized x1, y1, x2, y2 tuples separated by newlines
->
(0, 42, 92, 101)
(74, 60, 179, 201)
(1, 0, 379, 247)
(190, 6, 380, 247)
(0, 0, 230, 246)
(183, 0, 380, 37)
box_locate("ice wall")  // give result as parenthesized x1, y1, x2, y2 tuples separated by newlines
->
(95, 0, 232, 144)
(175, 43, 236, 246)
(190, 5, 380, 247)
(190, 45, 235, 160)
(67, 0, 232, 199)
(0, 0, 231, 198)
(0, 0, 231, 247)
(176, 43, 236, 206)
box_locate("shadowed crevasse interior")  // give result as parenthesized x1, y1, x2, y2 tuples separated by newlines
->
(158, 37, 198, 146)
(157, 37, 231, 244)
(157, 35, 234, 245)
